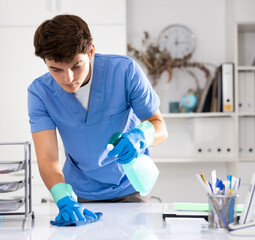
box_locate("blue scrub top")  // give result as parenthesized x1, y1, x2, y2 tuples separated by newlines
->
(28, 53, 160, 200)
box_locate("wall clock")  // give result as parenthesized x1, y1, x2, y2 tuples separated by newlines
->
(158, 24, 196, 59)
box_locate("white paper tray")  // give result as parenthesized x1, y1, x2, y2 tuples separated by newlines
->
(0, 180, 24, 193)
(0, 198, 24, 212)
(0, 161, 25, 174)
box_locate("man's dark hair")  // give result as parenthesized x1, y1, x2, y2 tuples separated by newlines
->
(34, 14, 93, 62)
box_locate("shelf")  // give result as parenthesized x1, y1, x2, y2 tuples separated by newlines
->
(238, 66, 255, 71)
(238, 113, 255, 117)
(238, 23, 255, 32)
(0, 198, 24, 212)
(162, 112, 235, 119)
(0, 142, 34, 226)
(239, 158, 255, 162)
(153, 157, 235, 163)
(0, 161, 25, 174)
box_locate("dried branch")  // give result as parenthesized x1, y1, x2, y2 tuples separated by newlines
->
(127, 31, 213, 87)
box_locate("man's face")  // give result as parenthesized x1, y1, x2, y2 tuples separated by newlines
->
(45, 47, 94, 93)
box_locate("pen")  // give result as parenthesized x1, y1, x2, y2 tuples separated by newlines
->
(238, 178, 241, 188)
(216, 178, 224, 195)
(211, 169, 217, 193)
(223, 180, 230, 196)
(231, 176, 236, 192)
(227, 175, 232, 188)
(208, 181, 214, 194)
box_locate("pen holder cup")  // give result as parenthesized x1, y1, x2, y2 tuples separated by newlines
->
(208, 194, 238, 230)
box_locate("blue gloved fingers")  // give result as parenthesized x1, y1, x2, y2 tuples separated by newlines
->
(117, 141, 134, 156)
(68, 207, 80, 222)
(117, 147, 138, 163)
(83, 208, 98, 220)
(55, 209, 69, 222)
(117, 155, 137, 164)
(62, 210, 71, 222)
(55, 211, 62, 222)
(107, 138, 129, 157)
(73, 207, 86, 221)
(57, 207, 81, 223)
(50, 212, 103, 227)
(53, 209, 85, 226)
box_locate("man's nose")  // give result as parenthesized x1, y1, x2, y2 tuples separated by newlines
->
(64, 69, 74, 83)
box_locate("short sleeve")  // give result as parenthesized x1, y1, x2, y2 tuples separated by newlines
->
(27, 86, 56, 133)
(127, 59, 160, 120)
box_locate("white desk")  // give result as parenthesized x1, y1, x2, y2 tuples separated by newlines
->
(0, 203, 254, 240)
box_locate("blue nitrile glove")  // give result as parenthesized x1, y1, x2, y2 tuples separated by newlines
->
(50, 183, 103, 227)
(107, 121, 155, 164)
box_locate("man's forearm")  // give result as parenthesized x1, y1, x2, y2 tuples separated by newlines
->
(143, 109, 168, 146)
(150, 118, 168, 146)
(37, 157, 65, 191)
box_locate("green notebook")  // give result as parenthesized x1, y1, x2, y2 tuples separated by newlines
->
(174, 203, 243, 213)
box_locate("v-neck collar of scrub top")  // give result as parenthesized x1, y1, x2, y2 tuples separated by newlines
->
(54, 54, 106, 126)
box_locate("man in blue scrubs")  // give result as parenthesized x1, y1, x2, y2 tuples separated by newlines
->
(28, 14, 168, 226)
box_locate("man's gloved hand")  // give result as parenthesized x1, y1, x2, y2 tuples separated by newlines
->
(50, 183, 103, 227)
(107, 121, 155, 164)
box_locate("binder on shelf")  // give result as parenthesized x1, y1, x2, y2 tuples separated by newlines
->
(210, 73, 219, 112)
(196, 75, 214, 113)
(239, 117, 255, 159)
(244, 71, 255, 113)
(239, 117, 246, 158)
(202, 82, 213, 112)
(245, 117, 255, 158)
(217, 68, 223, 112)
(221, 63, 234, 112)
(238, 71, 255, 113)
(197, 66, 223, 113)
(238, 71, 246, 112)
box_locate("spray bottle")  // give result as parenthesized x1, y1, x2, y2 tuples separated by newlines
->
(107, 130, 159, 196)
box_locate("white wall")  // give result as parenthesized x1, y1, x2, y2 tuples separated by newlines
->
(127, 0, 227, 65)
(127, 0, 228, 113)
(0, 0, 127, 204)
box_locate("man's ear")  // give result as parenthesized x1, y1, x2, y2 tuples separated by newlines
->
(89, 44, 95, 59)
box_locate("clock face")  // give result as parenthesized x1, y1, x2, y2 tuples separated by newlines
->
(158, 25, 195, 59)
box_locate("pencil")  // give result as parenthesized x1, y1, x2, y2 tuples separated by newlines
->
(200, 172, 207, 185)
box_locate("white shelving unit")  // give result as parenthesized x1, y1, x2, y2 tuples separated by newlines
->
(151, 22, 255, 179)
(151, 112, 238, 166)
(162, 112, 235, 118)
(149, 20, 255, 201)
(233, 22, 255, 200)
(235, 22, 255, 163)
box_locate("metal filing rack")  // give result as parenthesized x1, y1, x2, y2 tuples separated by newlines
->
(0, 142, 34, 228)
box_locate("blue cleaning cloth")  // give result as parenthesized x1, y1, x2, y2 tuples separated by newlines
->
(50, 212, 103, 227)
